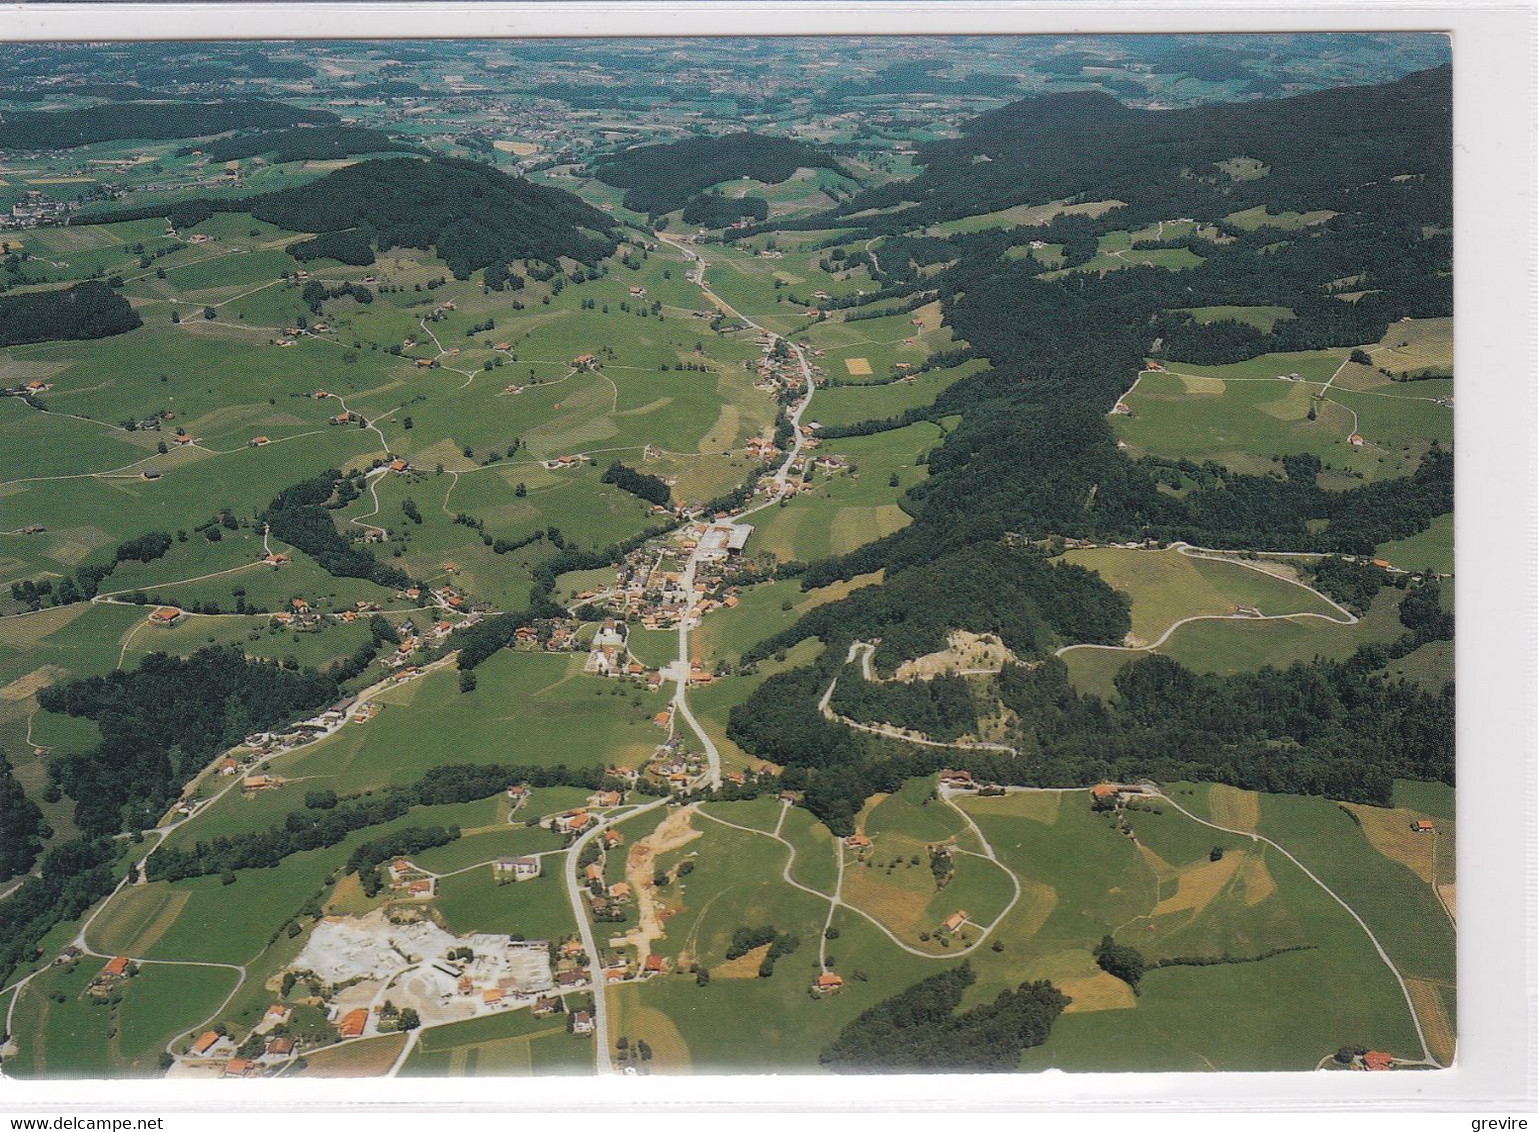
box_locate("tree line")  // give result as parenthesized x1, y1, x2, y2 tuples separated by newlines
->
(600, 460, 672, 507)
(819, 963, 1069, 1072)
(0, 98, 333, 150)
(145, 761, 624, 882)
(590, 132, 848, 217)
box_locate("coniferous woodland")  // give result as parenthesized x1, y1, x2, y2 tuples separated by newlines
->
(38, 646, 340, 837)
(189, 124, 419, 164)
(819, 963, 1070, 1071)
(600, 460, 673, 507)
(258, 471, 412, 590)
(0, 280, 141, 346)
(0, 754, 46, 881)
(724, 66, 1454, 828)
(90, 157, 619, 278)
(0, 98, 334, 150)
(590, 132, 848, 216)
(680, 192, 769, 228)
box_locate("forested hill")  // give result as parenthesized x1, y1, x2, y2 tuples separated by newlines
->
(591, 132, 849, 216)
(823, 64, 1451, 230)
(188, 125, 423, 164)
(93, 157, 620, 279)
(725, 65, 1455, 827)
(0, 100, 337, 150)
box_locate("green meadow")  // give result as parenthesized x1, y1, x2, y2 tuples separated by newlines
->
(1060, 547, 1341, 644)
(1117, 351, 1449, 482)
(748, 421, 939, 562)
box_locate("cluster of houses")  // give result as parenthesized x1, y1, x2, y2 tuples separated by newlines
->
(386, 858, 436, 900)
(583, 619, 630, 676)
(751, 331, 823, 398)
(578, 524, 758, 634)
(4, 189, 75, 230)
(181, 1001, 306, 1077)
(512, 617, 600, 657)
(644, 737, 709, 793)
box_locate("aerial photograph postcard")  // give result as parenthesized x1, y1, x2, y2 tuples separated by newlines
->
(0, 31, 1455, 1079)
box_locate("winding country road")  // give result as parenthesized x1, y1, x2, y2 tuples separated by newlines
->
(1150, 788, 1439, 1068)
(659, 234, 818, 791)
(563, 797, 669, 1072)
(693, 791, 1021, 962)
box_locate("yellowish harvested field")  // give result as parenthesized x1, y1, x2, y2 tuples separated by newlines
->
(625, 1005, 692, 1071)
(1153, 853, 1243, 918)
(0, 665, 63, 702)
(840, 864, 929, 938)
(1060, 971, 1138, 1014)
(1208, 784, 1260, 832)
(1178, 374, 1226, 394)
(1438, 885, 1456, 922)
(87, 883, 192, 955)
(294, 1034, 408, 1076)
(827, 504, 909, 556)
(1239, 855, 1277, 906)
(712, 943, 771, 979)
(1342, 804, 1443, 885)
(0, 603, 95, 647)
(1371, 316, 1453, 374)
(1406, 978, 1456, 1065)
(843, 357, 872, 376)
(1137, 842, 1178, 885)
(960, 790, 1062, 825)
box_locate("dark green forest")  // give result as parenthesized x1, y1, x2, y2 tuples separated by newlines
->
(38, 646, 340, 837)
(680, 192, 768, 228)
(600, 461, 673, 507)
(189, 125, 420, 164)
(0, 754, 45, 881)
(724, 68, 1453, 829)
(0, 281, 141, 347)
(91, 157, 619, 279)
(591, 132, 847, 216)
(0, 99, 334, 150)
(819, 963, 1069, 1072)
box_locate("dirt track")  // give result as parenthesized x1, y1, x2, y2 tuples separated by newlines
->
(622, 806, 701, 961)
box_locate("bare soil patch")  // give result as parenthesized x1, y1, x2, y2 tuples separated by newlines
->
(893, 630, 1018, 682)
(623, 807, 701, 959)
